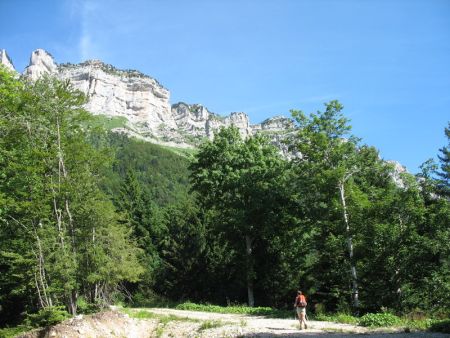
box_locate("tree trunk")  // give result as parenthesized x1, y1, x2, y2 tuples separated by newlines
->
(338, 181, 359, 309)
(56, 116, 79, 315)
(34, 232, 52, 308)
(245, 235, 255, 307)
(67, 289, 77, 315)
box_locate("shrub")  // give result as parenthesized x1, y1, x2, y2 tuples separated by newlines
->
(314, 313, 358, 324)
(24, 306, 71, 328)
(0, 326, 30, 338)
(358, 312, 401, 327)
(334, 313, 359, 324)
(175, 302, 290, 318)
(131, 289, 175, 308)
(198, 320, 224, 331)
(429, 319, 450, 334)
(76, 297, 101, 314)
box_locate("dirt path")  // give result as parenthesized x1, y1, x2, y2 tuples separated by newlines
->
(18, 308, 449, 338)
(140, 308, 449, 338)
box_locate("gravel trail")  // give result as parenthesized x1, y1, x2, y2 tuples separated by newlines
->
(17, 308, 450, 338)
(141, 308, 449, 338)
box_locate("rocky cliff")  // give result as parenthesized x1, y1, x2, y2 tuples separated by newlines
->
(0, 49, 15, 72)
(6, 48, 293, 149)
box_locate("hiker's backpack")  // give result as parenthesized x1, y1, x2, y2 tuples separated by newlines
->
(297, 295, 307, 307)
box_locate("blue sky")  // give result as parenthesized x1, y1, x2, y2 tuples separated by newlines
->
(1, 0, 449, 172)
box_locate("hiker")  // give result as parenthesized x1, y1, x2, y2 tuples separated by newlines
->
(294, 290, 308, 329)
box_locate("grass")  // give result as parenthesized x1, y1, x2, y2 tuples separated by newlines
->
(121, 308, 233, 336)
(123, 301, 450, 334)
(120, 308, 196, 323)
(197, 320, 226, 331)
(175, 302, 292, 318)
(0, 326, 31, 338)
(90, 115, 129, 130)
(120, 308, 200, 338)
(160, 144, 197, 158)
(428, 318, 450, 334)
(313, 312, 358, 325)
(313, 311, 450, 334)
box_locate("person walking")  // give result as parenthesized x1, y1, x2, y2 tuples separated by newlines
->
(294, 290, 308, 329)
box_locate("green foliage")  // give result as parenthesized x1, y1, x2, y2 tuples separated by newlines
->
(190, 127, 291, 306)
(90, 115, 129, 130)
(121, 308, 195, 323)
(130, 289, 176, 308)
(175, 302, 291, 318)
(24, 306, 70, 328)
(436, 122, 450, 195)
(0, 68, 143, 322)
(0, 326, 30, 338)
(198, 320, 225, 331)
(121, 308, 158, 320)
(429, 319, 450, 333)
(76, 296, 101, 315)
(104, 132, 191, 206)
(314, 313, 358, 324)
(358, 312, 401, 327)
(1, 62, 448, 327)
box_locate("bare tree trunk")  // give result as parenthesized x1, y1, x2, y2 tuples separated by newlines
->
(52, 186, 65, 250)
(245, 235, 255, 307)
(67, 290, 78, 315)
(9, 216, 53, 309)
(33, 232, 52, 308)
(56, 116, 78, 315)
(338, 180, 359, 309)
(34, 271, 45, 308)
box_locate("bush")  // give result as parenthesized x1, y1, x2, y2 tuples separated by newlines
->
(175, 302, 290, 318)
(429, 319, 450, 334)
(77, 296, 101, 314)
(131, 289, 176, 308)
(0, 326, 30, 338)
(24, 306, 71, 328)
(358, 312, 401, 327)
(314, 313, 358, 324)
(198, 320, 224, 331)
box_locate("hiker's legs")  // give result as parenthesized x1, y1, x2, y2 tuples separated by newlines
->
(300, 312, 306, 329)
(301, 312, 307, 329)
(296, 308, 302, 327)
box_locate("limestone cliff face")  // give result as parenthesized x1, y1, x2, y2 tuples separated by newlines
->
(171, 103, 257, 141)
(10, 48, 293, 148)
(0, 49, 15, 72)
(170, 102, 294, 147)
(23, 49, 57, 80)
(57, 60, 174, 138)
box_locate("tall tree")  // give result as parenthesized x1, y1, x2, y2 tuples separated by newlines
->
(190, 127, 288, 306)
(437, 122, 450, 195)
(0, 68, 143, 318)
(290, 101, 367, 310)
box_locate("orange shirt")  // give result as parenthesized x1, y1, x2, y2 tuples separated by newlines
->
(295, 294, 307, 307)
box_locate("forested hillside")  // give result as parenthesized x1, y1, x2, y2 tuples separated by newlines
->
(0, 66, 449, 331)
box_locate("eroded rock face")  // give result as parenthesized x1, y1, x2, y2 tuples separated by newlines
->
(0, 49, 15, 72)
(170, 103, 290, 143)
(171, 102, 214, 140)
(386, 160, 407, 188)
(58, 60, 174, 138)
(256, 116, 295, 132)
(12, 48, 293, 148)
(23, 49, 57, 80)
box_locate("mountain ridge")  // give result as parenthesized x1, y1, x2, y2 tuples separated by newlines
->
(2, 48, 294, 150)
